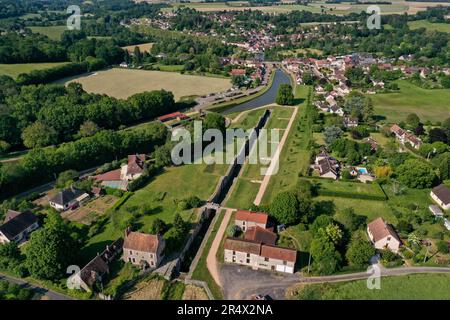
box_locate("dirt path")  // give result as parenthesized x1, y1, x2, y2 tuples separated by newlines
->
(253, 106, 298, 205)
(206, 208, 234, 287)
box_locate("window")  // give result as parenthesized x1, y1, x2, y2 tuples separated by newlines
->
(264, 257, 269, 262)
(283, 260, 287, 265)
(246, 253, 250, 258)
(246, 259, 250, 264)
(129, 250, 132, 255)
(387, 237, 391, 241)
(232, 251, 236, 255)
(128, 258, 132, 262)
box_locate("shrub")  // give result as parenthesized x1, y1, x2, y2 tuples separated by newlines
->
(436, 240, 449, 254)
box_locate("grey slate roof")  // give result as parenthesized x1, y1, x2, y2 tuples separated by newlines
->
(0, 211, 38, 240)
(49, 188, 85, 206)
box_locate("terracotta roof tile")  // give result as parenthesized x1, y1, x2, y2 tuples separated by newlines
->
(123, 231, 160, 253)
(367, 217, 400, 243)
(260, 244, 297, 263)
(235, 210, 268, 225)
(244, 226, 277, 245)
(224, 237, 261, 255)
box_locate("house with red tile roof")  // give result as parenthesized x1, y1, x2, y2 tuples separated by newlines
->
(235, 210, 268, 231)
(122, 229, 165, 270)
(367, 217, 401, 253)
(94, 154, 146, 190)
(224, 238, 296, 273)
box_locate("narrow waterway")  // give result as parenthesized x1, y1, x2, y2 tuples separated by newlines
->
(221, 68, 291, 114)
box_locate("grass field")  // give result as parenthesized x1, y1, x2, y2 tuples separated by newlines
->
(262, 85, 312, 204)
(80, 163, 228, 263)
(288, 274, 450, 300)
(29, 26, 67, 40)
(408, 20, 450, 33)
(371, 80, 450, 123)
(59, 68, 232, 100)
(0, 62, 69, 78)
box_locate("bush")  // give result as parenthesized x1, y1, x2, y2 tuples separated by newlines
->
(436, 240, 449, 254)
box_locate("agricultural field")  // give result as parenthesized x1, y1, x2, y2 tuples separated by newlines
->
(408, 20, 450, 33)
(59, 68, 232, 100)
(370, 80, 450, 123)
(182, 285, 209, 300)
(0, 62, 69, 79)
(122, 42, 154, 53)
(287, 274, 450, 300)
(60, 195, 118, 225)
(29, 25, 67, 40)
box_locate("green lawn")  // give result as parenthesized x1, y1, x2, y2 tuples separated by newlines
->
(29, 26, 67, 40)
(80, 163, 227, 263)
(408, 20, 450, 33)
(291, 274, 450, 300)
(262, 85, 312, 204)
(0, 62, 69, 78)
(304, 178, 387, 200)
(371, 80, 450, 123)
(224, 178, 259, 209)
(229, 108, 266, 130)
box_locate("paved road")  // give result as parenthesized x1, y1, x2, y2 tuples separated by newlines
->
(15, 166, 100, 199)
(206, 208, 234, 286)
(220, 264, 450, 300)
(0, 273, 75, 300)
(253, 105, 298, 205)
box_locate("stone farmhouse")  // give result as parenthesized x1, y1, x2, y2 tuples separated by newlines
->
(122, 229, 165, 270)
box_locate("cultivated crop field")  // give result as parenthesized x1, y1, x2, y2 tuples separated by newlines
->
(371, 80, 450, 123)
(122, 42, 154, 53)
(29, 25, 67, 40)
(60, 68, 232, 100)
(0, 62, 69, 78)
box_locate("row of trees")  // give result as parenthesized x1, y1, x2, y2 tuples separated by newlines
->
(0, 82, 176, 149)
(0, 122, 168, 199)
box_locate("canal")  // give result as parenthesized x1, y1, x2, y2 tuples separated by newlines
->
(221, 68, 292, 114)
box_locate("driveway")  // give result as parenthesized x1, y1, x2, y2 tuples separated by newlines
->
(219, 264, 450, 300)
(0, 273, 74, 300)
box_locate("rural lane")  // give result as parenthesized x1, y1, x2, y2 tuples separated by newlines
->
(206, 208, 234, 286)
(0, 272, 75, 300)
(221, 264, 450, 300)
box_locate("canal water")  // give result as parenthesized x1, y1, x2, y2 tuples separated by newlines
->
(221, 68, 291, 114)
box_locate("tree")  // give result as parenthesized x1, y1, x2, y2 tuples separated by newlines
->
(437, 153, 450, 180)
(173, 213, 187, 234)
(275, 84, 294, 106)
(396, 159, 437, 189)
(310, 215, 334, 234)
(269, 191, 300, 225)
(55, 170, 78, 189)
(25, 213, 78, 280)
(318, 223, 343, 245)
(203, 112, 226, 133)
(323, 125, 343, 145)
(150, 218, 168, 235)
(310, 236, 341, 275)
(441, 75, 450, 88)
(21, 122, 58, 148)
(343, 93, 373, 122)
(428, 128, 447, 144)
(374, 166, 393, 178)
(345, 237, 375, 268)
(0, 140, 10, 154)
(338, 208, 366, 232)
(406, 113, 420, 129)
(154, 144, 172, 167)
(231, 75, 247, 88)
(78, 121, 100, 137)
(436, 240, 449, 254)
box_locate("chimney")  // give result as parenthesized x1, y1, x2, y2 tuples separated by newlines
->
(125, 226, 131, 236)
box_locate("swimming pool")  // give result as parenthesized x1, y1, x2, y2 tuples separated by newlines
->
(358, 168, 368, 175)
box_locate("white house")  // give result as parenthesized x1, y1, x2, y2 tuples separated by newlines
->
(0, 210, 39, 244)
(367, 217, 401, 253)
(430, 184, 450, 210)
(49, 187, 89, 211)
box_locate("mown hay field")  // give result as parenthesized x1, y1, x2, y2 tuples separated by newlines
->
(60, 68, 232, 100)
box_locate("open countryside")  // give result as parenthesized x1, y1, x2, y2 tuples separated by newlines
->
(59, 68, 233, 100)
